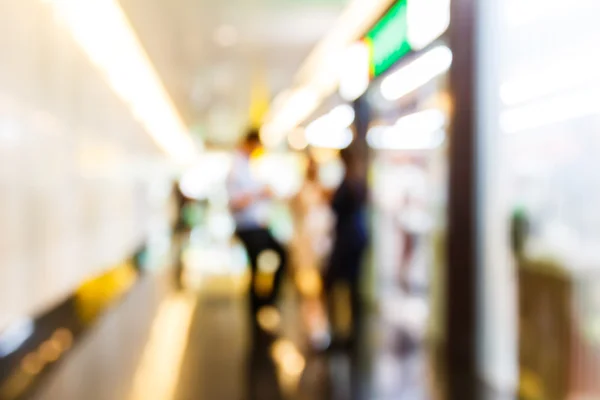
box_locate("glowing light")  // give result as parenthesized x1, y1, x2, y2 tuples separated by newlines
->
(287, 128, 308, 151)
(263, 0, 396, 147)
(39, 340, 62, 363)
(407, 0, 451, 50)
(380, 45, 452, 101)
(51, 328, 73, 352)
(306, 127, 353, 150)
(257, 306, 281, 334)
(295, 268, 323, 298)
(0, 318, 34, 357)
(207, 213, 236, 241)
(339, 42, 371, 101)
(305, 105, 355, 149)
(21, 353, 45, 375)
(42, 0, 197, 162)
(367, 109, 446, 150)
(179, 153, 232, 199)
(328, 104, 356, 128)
(261, 89, 319, 147)
(271, 339, 306, 378)
(257, 250, 281, 274)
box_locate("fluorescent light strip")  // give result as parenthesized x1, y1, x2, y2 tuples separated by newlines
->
(0, 318, 35, 357)
(500, 88, 600, 133)
(339, 42, 371, 101)
(380, 46, 452, 101)
(262, 0, 396, 147)
(261, 89, 319, 147)
(45, 0, 197, 162)
(304, 104, 356, 149)
(306, 127, 354, 150)
(407, 0, 451, 50)
(367, 109, 446, 150)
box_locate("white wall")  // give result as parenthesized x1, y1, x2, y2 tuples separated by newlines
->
(0, 0, 172, 330)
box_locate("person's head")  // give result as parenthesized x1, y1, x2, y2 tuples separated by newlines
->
(240, 128, 262, 156)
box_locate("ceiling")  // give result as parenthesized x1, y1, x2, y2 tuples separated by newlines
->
(118, 0, 349, 146)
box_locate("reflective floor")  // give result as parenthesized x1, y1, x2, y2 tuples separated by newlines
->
(26, 272, 439, 400)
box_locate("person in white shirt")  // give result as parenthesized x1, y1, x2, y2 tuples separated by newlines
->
(227, 129, 287, 319)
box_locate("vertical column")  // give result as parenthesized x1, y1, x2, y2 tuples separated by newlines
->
(446, 0, 478, 393)
(351, 95, 371, 179)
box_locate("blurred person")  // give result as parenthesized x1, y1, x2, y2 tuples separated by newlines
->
(227, 128, 288, 326)
(324, 147, 369, 348)
(171, 181, 192, 290)
(395, 160, 432, 293)
(290, 158, 333, 350)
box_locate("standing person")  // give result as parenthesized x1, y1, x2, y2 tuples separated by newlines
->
(171, 182, 192, 290)
(291, 158, 333, 350)
(324, 147, 369, 347)
(227, 129, 287, 325)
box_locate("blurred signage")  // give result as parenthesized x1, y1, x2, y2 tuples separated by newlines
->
(364, 0, 412, 77)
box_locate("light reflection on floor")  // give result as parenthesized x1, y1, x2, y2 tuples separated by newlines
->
(128, 294, 196, 400)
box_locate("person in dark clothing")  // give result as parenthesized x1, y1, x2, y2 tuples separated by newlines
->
(324, 147, 369, 347)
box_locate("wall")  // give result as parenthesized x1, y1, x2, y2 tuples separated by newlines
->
(0, 0, 171, 330)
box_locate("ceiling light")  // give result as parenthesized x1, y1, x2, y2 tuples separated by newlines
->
(407, 0, 451, 50)
(306, 127, 354, 150)
(305, 105, 355, 149)
(287, 128, 308, 151)
(380, 45, 452, 101)
(500, 52, 600, 106)
(367, 109, 446, 149)
(261, 88, 320, 146)
(339, 42, 371, 101)
(263, 0, 396, 147)
(328, 104, 356, 128)
(43, 0, 197, 162)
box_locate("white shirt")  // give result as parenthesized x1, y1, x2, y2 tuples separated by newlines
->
(227, 151, 270, 229)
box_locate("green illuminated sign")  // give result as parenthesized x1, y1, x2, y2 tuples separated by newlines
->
(364, 0, 412, 77)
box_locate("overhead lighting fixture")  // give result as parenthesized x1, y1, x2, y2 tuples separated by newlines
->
(287, 128, 308, 151)
(0, 318, 35, 357)
(305, 105, 355, 149)
(367, 109, 446, 149)
(339, 42, 370, 101)
(306, 127, 354, 150)
(407, 0, 451, 50)
(263, 0, 396, 147)
(380, 45, 452, 101)
(260, 89, 319, 146)
(42, 0, 197, 162)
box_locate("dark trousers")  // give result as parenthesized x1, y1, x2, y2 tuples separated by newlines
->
(236, 228, 287, 313)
